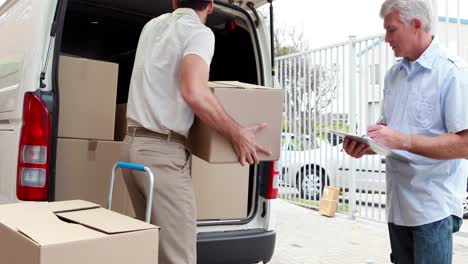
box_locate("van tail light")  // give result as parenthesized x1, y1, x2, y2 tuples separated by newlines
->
(267, 161, 279, 199)
(16, 92, 51, 201)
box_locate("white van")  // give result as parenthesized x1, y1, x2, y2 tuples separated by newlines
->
(0, 0, 279, 263)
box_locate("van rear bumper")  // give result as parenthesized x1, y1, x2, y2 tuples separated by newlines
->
(197, 228, 276, 264)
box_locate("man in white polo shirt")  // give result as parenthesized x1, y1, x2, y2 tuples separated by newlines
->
(122, 0, 271, 263)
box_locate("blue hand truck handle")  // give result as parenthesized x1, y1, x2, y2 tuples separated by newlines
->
(116, 161, 145, 172)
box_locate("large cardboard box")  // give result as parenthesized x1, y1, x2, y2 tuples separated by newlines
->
(191, 156, 249, 220)
(55, 139, 135, 217)
(189, 81, 284, 163)
(0, 200, 158, 264)
(58, 55, 118, 140)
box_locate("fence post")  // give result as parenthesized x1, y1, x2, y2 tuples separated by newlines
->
(348, 36, 357, 220)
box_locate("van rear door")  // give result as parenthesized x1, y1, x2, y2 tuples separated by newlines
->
(0, 0, 59, 204)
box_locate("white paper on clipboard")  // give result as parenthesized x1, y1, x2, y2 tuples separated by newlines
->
(329, 130, 410, 162)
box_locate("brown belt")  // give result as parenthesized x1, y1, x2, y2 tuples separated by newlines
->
(126, 126, 186, 145)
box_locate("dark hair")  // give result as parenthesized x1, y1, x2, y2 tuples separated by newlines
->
(178, 0, 212, 11)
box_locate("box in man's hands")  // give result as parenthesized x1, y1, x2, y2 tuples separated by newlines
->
(189, 81, 284, 163)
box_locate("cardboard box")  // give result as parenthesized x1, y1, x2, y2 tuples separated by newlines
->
(55, 139, 135, 217)
(114, 103, 127, 141)
(191, 156, 249, 220)
(322, 186, 340, 201)
(58, 55, 118, 140)
(189, 81, 284, 163)
(319, 199, 338, 217)
(0, 200, 158, 264)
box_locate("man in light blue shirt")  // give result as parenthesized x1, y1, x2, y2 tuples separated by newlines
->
(344, 0, 468, 263)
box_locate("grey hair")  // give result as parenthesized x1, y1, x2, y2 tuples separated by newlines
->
(380, 0, 432, 33)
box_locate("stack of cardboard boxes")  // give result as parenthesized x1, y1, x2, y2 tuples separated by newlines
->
(0, 56, 160, 264)
(55, 55, 135, 216)
(55, 56, 284, 221)
(189, 81, 283, 220)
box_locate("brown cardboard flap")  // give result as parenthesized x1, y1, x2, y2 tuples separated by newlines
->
(2, 203, 107, 245)
(48, 200, 100, 213)
(0, 202, 39, 225)
(0, 203, 55, 235)
(56, 208, 156, 234)
(0, 221, 40, 246)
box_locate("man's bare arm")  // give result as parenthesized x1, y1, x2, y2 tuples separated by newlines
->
(405, 130, 468, 159)
(180, 54, 271, 165)
(368, 125, 468, 160)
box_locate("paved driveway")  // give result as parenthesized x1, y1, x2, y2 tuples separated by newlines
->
(267, 199, 468, 264)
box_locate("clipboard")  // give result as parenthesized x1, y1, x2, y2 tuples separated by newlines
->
(329, 130, 410, 162)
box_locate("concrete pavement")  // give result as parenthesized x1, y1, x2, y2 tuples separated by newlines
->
(267, 199, 468, 264)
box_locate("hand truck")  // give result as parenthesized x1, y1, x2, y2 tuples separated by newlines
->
(108, 161, 155, 223)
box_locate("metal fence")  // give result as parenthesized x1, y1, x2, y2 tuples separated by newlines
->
(276, 6, 466, 222)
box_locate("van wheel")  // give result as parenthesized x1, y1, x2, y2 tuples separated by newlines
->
(297, 166, 329, 200)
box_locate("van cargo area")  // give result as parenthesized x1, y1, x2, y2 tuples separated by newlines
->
(0, 0, 276, 263)
(55, 0, 263, 222)
(61, 0, 259, 96)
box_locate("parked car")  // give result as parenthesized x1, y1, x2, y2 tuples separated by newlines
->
(279, 132, 332, 200)
(279, 132, 386, 200)
(0, 1, 278, 263)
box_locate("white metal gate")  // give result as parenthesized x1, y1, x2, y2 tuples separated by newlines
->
(276, 3, 467, 222)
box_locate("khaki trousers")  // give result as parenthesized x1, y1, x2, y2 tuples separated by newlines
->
(121, 135, 196, 264)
